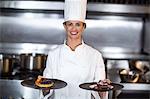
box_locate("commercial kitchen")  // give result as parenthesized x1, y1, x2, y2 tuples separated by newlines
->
(0, 0, 150, 99)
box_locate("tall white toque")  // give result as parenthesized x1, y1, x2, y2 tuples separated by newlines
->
(64, 0, 87, 23)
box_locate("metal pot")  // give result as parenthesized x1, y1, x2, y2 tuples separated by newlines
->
(20, 53, 34, 71)
(33, 54, 47, 71)
(20, 53, 47, 71)
(1, 57, 14, 76)
(0, 54, 2, 71)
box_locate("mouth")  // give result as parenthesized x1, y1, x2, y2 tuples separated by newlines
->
(70, 32, 78, 35)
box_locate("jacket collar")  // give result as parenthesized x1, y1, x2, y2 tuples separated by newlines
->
(63, 40, 85, 51)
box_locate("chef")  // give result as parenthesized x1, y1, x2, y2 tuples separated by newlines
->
(41, 0, 109, 99)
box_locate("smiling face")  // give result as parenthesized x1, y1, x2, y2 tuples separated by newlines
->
(63, 20, 86, 41)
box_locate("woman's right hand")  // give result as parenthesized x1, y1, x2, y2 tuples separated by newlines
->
(42, 88, 50, 96)
(36, 75, 51, 96)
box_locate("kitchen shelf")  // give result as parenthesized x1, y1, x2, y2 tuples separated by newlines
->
(103, 53, 150, 60)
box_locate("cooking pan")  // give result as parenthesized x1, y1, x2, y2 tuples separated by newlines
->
(119, 69, 140, 83)
(129, 60, 150, 83)
(129, 60, 150, 73)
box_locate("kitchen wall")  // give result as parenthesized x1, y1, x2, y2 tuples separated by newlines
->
(0, 14, 144, 53)
(0, 1, 149, 58)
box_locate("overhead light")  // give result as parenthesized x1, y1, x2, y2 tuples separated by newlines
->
(23, 13, 34, 18)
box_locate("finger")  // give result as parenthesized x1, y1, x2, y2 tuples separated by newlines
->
(38, 75, 43, 79)
(104, 79, 111, 84)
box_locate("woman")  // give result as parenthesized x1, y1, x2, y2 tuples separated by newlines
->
(41, 0, 109, 99)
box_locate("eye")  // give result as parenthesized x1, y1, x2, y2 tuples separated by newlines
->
(66, 22, 73, 27)
(76, 22, 84, 27)
(76, 23, 81, 27)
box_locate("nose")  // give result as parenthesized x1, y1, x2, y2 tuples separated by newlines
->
(71, 25, 77, 31)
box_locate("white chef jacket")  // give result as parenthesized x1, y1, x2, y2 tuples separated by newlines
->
(42, 41, 106, 99)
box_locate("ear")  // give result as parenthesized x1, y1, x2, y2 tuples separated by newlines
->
(63, 23, 67, 30)
(83, 23, 86, 29)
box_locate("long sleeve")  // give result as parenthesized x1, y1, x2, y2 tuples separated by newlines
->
(40, 51, 54, 99)
(92, 53, 108, 99)
(94, 53, 106, 82)
(43, 51, 53, 78)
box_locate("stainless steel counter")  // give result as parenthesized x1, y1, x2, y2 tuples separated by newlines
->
(0, 79, 40, 99)
(122, 83, 150, 91)
(116, 83, 150, 99)
(1, 79, 150, 99)
(103, 53, 150, 60)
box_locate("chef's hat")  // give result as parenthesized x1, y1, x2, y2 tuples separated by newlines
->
(64, 0, 87, 23)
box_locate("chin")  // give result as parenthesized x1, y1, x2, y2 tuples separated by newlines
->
(70, 35, 81, 39)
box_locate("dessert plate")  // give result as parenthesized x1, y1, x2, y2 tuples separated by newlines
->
(79, 82, 124, 92)
(21, 78, 67, 89)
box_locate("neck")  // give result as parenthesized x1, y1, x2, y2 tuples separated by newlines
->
(66, 38, 82, 51)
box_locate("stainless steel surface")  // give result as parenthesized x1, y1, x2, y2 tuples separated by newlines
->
(0, 79, 40, 99)
(0, 1, 149, 55)
(84, 18, 143, 53)
(0, 43, 58, 54)
(0, 16, 144, 54)
(0, 16, 65, 44)
(122, 83, 150, 91)
(88, 0, 149, 5)
(0, 80, 149, 99)
(0, 1, 64, 10)
(87, 3, 149, 14)
(103, 53, 150, 60)
(1, 43, 150, 60)
(144, 19, 150, 54)
(0, 1, 149, 14)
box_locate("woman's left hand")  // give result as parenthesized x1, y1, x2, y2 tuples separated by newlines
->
(97, 79, 111, 86)
(97, 79, 111, 99)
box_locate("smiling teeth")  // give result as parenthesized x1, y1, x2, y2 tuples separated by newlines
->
(71, 32, 77, 35)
